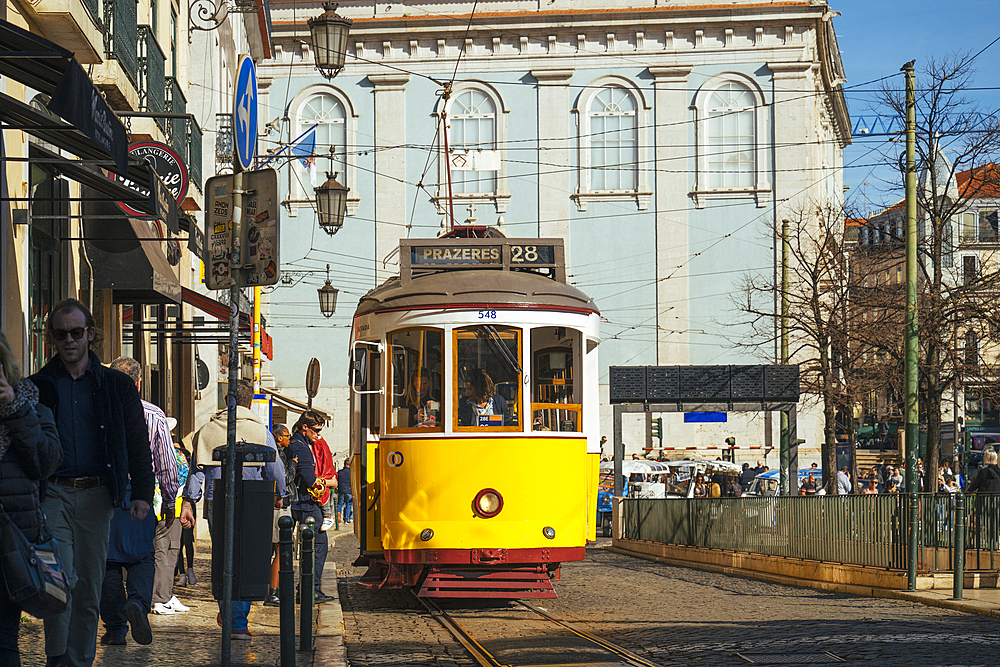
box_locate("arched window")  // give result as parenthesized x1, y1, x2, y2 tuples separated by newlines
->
(288, 85, 358, 215)
(588, 86, 636, 191)
(298, 93, 346, 187)
(434, 83, 509, 216)
(706, 83, 754, 189)
(693, 74, 769, 208)
(449, 89, 496, 195)
(573, 78, 650, 211)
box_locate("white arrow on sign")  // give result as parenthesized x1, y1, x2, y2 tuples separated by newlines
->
(238, 83, 255, 161)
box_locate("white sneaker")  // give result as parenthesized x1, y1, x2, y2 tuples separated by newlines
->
(167, 596, 190, 612)
(153, 602, 176, 615)
(321, 517, 335, 532)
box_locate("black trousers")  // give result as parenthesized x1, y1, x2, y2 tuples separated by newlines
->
(292, 506, 328, 592)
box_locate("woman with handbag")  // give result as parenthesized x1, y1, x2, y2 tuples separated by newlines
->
(0, 332, 62, 666)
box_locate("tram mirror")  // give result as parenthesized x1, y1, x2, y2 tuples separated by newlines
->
(350, 349, 368, 387)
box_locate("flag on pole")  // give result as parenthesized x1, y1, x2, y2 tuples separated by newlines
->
(291, 126, 317, 169)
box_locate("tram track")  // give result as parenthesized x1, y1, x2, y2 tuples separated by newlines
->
(415, 594, 663, 667)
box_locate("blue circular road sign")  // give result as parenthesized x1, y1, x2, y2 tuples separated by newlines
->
(234, 55, 258, 171)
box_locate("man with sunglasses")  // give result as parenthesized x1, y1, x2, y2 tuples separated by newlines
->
(288, 412, 333, 603)
(30, 299, 155, 667)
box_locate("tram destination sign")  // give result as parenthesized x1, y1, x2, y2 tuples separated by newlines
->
(410, 243, 556, 267)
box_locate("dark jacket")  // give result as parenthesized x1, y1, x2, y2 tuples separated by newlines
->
(337, 466, 351, 495)
(965, 464, 1000, 495)
(458, 393, 510, 427)
(0, 400, 62, 542)
(31, 351, 155, 507)
(288, 432, 319, 512)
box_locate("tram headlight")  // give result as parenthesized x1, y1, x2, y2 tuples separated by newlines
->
(420, 528, 434, 542)
(472, 488, 503, 518)
(543, 526, 556, 539)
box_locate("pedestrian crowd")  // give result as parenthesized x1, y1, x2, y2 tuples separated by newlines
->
(0, 299, 352, 667)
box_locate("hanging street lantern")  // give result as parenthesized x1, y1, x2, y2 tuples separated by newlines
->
(315, 171, 349, 235)
(308, 1, 353, 79)
(318, 264, 338, 317)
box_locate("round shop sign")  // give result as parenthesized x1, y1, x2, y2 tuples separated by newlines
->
(113, 141, 189, 217)
(387, 451, 404, 468)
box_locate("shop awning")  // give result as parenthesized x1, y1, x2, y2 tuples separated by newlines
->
(260, 387, 330, 423)
(180, 287, 273, 360)
(83, 191, 181, 304)
(29, 144, 147, 207)
(0, 20, 128, 171)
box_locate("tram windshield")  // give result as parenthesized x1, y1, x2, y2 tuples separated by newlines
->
(389, 329, 444, 432)
(455, 325, 521, 430)
(531, 327, 581, 432)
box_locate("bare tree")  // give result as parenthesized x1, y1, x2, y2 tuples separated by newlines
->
(873, 54, 1000, 490)
(732, 201, 892, 493)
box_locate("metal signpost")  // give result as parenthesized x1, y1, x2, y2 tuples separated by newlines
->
(220, 53, 256, 666)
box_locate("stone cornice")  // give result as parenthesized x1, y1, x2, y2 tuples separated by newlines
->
(367, 73, 412, 90)
(648, 66, 693, 82)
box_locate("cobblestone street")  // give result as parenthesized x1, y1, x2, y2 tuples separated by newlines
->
(332, 536, 1000, 667)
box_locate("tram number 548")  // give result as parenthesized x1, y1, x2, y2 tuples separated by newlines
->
(478, 310, 497, 319)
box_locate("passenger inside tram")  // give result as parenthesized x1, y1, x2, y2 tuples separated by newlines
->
(458, 368, 511, 427)
(406, 368, 439, 427)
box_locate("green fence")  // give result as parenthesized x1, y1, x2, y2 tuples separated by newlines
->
(623, 493, 1000, 573)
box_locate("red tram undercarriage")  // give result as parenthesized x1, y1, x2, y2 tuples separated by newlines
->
(355, 547, 584, 598)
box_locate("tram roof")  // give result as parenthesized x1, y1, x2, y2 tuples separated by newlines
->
(355, 238, 599, 317)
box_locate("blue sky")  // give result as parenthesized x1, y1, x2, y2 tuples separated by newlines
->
(832, 1, 1000, 210)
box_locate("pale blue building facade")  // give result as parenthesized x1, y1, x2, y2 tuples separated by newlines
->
(256, 0, 850, 457)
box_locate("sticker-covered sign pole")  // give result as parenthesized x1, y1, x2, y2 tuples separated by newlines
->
(221, 53, 257, 665)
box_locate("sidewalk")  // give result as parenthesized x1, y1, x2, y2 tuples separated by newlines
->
(610, 544, 1000, 621)
(16, 522, 353, 666)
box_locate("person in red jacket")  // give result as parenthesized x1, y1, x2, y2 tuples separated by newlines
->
(310, 435, 337, 531)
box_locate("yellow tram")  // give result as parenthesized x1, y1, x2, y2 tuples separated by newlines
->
(348, 234, 601, 598)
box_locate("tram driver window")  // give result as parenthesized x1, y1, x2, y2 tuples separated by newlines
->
(454, 326, 521, 429)
(531, 327, 582, 432)
(389, 329, 444, 431)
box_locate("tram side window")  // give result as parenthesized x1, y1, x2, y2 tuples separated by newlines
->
(455, 326, 521, 429)
(531, 327, 582, 432)
(389, 329, 444, 431)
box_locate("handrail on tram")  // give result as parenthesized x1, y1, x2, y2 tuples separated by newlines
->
(351, 340, 385, 396)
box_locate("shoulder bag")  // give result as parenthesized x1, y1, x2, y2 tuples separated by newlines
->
(0, 434, 69, 618)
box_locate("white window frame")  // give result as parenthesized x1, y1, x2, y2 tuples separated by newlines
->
(286, 84, 359, 217)
(432, 81, 510, 215)
(693, 73, 770, 209)
(572, 76, 651, 212)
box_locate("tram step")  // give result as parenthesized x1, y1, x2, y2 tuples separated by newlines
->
(418, 568, 557, 599)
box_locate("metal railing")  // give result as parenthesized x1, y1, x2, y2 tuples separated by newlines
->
(137, 27, 166, 131)
(622, 493, 1000, 573)
(165, 77, 187, 155)
(188, 118, 203, 192)
(105, 0, 138, 87)
(216, 113, 234, 174)
(81, 0, 102, 30)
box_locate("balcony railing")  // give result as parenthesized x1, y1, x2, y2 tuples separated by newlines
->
(165, 77, 187, 155)
(188, 118, 203, 192)
(137, 27, 166, 131)
(216, 113, 234, 174)
(82, 0, 102, 30)
(105, 0, 138, 87)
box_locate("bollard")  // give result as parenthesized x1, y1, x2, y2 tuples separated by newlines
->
(299, 520, 314, 651)
(953, 491, 966, 600)
(278, 516, 295, 667)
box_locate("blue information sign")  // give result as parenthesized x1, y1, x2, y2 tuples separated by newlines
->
(233, 55, 258, 171)
(684, 412, 728, 423)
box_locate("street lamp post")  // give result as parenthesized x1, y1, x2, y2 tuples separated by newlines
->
(318, 264, 338, 316)
(308, 1, 353, 79)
